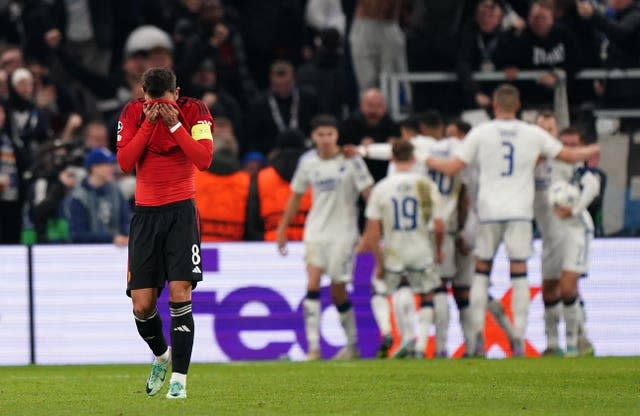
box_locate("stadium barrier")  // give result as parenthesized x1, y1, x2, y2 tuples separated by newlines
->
(1, 240, 639, 365)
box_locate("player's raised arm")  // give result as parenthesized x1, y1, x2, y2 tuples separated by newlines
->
(116, 102, 157, 173)
(554, 143, 600, 164)
(159, 103, 214, 171)
(426, 157, 466, 177)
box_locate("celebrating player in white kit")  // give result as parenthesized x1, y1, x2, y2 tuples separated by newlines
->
(545, 127, 600, 356)
(359, 140, 445, 358)
(277, 114, 374, 361)
(426, 84, 600, 357)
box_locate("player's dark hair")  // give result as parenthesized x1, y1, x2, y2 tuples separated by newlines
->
(310, 114, 338, 132)
(536, 109, 557, 121)
(392, 140, 414, 162)
(142, 67, 176, 98)
(451, 119, 472, 135)
(559, 126, 583, 142)
(400, 115, 420, 133)
(417, 110, 443, 129)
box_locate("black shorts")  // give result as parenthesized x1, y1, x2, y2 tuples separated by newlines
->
(126, 199, 203, 296)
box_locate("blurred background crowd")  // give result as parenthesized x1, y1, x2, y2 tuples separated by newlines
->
(0, 0, 638, 245)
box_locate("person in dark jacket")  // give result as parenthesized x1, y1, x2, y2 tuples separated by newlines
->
(577, 0, 640, 108)
(495, 0, 582, 109)
(63, 147, 129, 245)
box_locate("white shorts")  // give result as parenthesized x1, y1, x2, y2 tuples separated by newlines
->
(543, 218, 593, 279)
(383, 263, 441, 296)
(304, 241, 356, 283)
(438, 233, 473, 288)
(475, 221, 533, 262)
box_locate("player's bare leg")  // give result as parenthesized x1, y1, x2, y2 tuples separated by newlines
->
(509, 261, 529, 357)
(468, 258, 491, 357)
(433, 282, 449, 358)
(542, 279, 563, 356)
(304, 265, 323, 360)
(414, 292, 435, 359)
(132, 288, 170, 396)
(331, 281, 360, 359)
(559, 271, 580, 357)
(166, 280, 194, 399)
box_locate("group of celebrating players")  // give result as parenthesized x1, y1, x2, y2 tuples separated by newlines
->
(278, 83, 601, 361)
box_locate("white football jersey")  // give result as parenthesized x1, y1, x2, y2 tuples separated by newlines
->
(291, 151, 374, 243)
(425, 138, 464, 231)
(456, 119, 563, 222)
(365, 171, 443, 271)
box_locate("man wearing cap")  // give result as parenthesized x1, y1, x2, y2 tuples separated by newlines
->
(62, 146, 130, 245)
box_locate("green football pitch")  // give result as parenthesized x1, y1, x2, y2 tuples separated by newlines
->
(2, 357, 638, 415)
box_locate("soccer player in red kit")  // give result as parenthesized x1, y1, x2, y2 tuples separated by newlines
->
(117, 67, 214, 399)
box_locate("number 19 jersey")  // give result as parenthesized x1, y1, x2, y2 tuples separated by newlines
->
(365, 172, 443, 271)
(455, 119, 562, 222)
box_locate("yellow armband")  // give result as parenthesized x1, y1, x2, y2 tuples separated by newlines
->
(191, 123, 213, 141)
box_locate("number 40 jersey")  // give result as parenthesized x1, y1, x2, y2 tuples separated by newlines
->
(455, 119, 562, 223)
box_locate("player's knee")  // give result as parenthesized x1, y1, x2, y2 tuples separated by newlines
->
(133, 303, 155, 319)
(168, 281, 192, 303)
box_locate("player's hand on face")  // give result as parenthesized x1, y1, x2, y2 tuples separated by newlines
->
(143, 103, 159, 123)
(554, 205, 573, 219)
(158, 103, 180, 127)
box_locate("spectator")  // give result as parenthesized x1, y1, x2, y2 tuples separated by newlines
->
(45, 24, 173, 122)
(45, 0, 118, 76)
(0, 102, 28, 244)
(247, 60, 319, 157)
(349, 0, 406, 94)
(242, 151, 265, 179)
(577, 0, 640, 108)
(496, 0, 581, 109)
(6, 67, 50, 175)
(305, 0, 347, 37)
(186, 58, 243, 145)
(82, 120, 109, 150)
(456, 0, 510, 110)
(340, 88, 399, 181)
(22, 140, 78, 244)
(231, 0, 307, 87)
(248, 129, 312, 242)
(195, 132, 252, 241)
(63, 147, 130, 245)
(297, 28, 348, 119)
(181, 0, 258, 108)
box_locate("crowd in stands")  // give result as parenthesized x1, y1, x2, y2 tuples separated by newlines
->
(0, 0, 638, 245)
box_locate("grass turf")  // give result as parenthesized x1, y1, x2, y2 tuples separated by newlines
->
(1, 357, 638, 415)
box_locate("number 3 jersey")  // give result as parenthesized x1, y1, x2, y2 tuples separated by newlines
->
(291, 151, 374, 244)
(455, 119, 562, 222)
(365, 171, 443, 270)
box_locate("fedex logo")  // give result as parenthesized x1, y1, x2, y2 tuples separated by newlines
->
(158, 247, 539, 360)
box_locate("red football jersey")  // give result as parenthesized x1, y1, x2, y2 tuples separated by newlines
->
(117, 97, 214, 206)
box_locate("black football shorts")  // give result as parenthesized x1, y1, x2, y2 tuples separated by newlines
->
(126, 199, 203, 296)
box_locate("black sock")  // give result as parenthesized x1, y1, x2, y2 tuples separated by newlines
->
(170, 301, 194, 375)
(134, 309, 168, 357)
